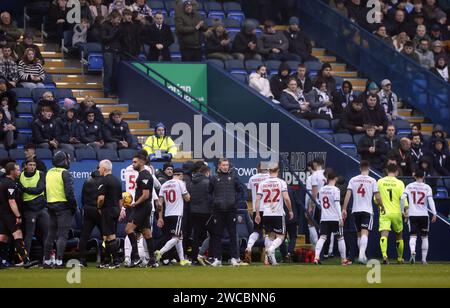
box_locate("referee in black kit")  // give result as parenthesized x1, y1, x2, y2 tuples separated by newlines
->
(97, 160, 122, 269)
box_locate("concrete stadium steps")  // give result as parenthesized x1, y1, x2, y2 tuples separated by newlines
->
(44, 59, 66, 67)
(50, 74, 87, 83)
(318, 55, 337, 63)
(72, 89, 104, 98)
(42, 51, 63, 59)
(312, 48, 326, 57)
(98, 104, 129, 113)
(103, 112, 140, 120)
(127, 120, 150, 130)
(398, 109, 413, 117)
(45, 67, 83, 74)
(55, 82, 102, 90)
(95, 98, 119, 105)
(334, 71, 358, 78)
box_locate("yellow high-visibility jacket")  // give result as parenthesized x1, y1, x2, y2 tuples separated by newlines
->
(143, 135, 177, 157)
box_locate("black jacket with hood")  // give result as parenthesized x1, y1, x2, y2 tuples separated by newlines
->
(81, 170, 103, 214)
(188, 172, 212, 215)
(32, 115, 57, 144)
(232, 20, 258, 56)
(78, 112, 104, 144)
(47, 151, 77, 213)
(363, 103, 388, 132)
(55, 108, 80, 144)
(20, 169, 46, 212)
(104, 112, 134, 145)
(76, 101, 104, 124)
(270, 62, 291, 100)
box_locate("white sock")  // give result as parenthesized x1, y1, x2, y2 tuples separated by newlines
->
(409, 236, 417, 256)
(309, 226, 318, 245)
(199, 236, 209, 256)
(421, 237, 429, 263)
(175, 239, 185, 261)
(268, 238, 283, 254)
(359, 235, 368, 260)
(338, 237, 346, 260)
(139, 237, 148, 259)
(315, 237, 326, 260)
(264, 236, 273, 250)
(328, 233, 335, 255)
(124, 236, 132, 260)
(357, 237, 361, 249)
(247, 232, 260, 251)
(160, 237, 178, 256)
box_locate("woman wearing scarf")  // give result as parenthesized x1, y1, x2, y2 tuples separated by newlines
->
(430, 55, 449, 82)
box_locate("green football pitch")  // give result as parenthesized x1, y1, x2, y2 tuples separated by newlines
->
(1, 262, 450, 288)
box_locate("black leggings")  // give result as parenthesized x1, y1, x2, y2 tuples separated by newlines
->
(190, 213, 210, 259)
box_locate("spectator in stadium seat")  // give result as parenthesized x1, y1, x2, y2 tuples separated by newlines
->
(0, 109, 16, 149)
(332, 80, 356, 119)
(258, 20, 300, 62)
(390, 137, 415, 176)
(424, 0, 447, 21)
(32, 106, 71, 150)
(104, 110, 136, 150)
(143, 122, 177, 161)
(392, 31, 410, 52)
(1, 89, 17, 123)
(72, 18, 90, 47)
(0, 46, 18, 88)
(283, 17, 315, 63)
(382, 155, 402, 177)
(431, 40, 449, 62)
(270, 62, 291, 100)
(0, 79, 17, 112)
(48, 0, 71, 42)
(292, 64, 313, 94)
(143, 11, 174, 61)
(156, 162, 174, 185)
(249, 65, 275, 100)
(410, 132, 430, 168)
(101, 11, 122, 98)
(76, 96, 104, 124)
(375, 24, 394, 46)
(432, 138, 450, 176)
(109, 0, 132, 15)
(232, 20, 262, 61)
(418, 155, 438, 178)
(79, 109, 114, 151)
(416, 39, 435, 69)
(346, 0, 369, 28)
(409, 123, 426, 143)
(205, 21, 233, 61)
(88, 16, 105, 43)
(363, 94, 388, 134)
(131, 0, 153, 23)
(430, 55, 449, 82)
(15, 32, 44, 65)
(428, 124, 449, 153)
(378, 79, 400, 121)
(90, 0, 109, 19)
(329, 0, 349, 18)
(119, 9, 142, 59)
(316, 63, 336, 95)
(79, 0, 94, 25)
(35, 91, 61, 119)
(175, 1, 207, 62)
(357, 124, 387, 170)
(18, 48, 45, 89)
(0, 12, 22, 44)
(24, 143, 47, 173)
(401, 40, 420, 63)
(339, 99, 365, 134)
(307, 78, 334, 119)
(55, 106, 85, 151)
(386, 9, 410, 37)
(413, 25, 431, 49)
(383, 124, 400, 152)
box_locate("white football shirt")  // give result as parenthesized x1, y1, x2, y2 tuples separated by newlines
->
(347, 175, 378, 214)
(318, 185, 342, 222)
(402, 182, 436, 217)
(159, 179, 187, 217)
(247, 173, 270, 212)
(257, 177, 288, 217)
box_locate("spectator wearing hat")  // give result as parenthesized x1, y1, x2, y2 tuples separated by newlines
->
(401, 40, 420, 63)
(0, 11, 22, 44)
(76, 96, 104, 124)
(258, 20, 300, 62)
(416, 38, 435, 69)
(430, 23, 447, 43)
(378, 79, 400, 121)
(332, 80, 357, 119)
(283, 17, 315, 63)
(316, 63, 336, 95)
(432, 138, 450, 176)
(15, 32, 44, 64)
(431, 40, 449, 62)
(430, 55, 449, 82)
(270, 62, 291, 100)
(18, 48, 45, 89)
(79, 109, 114, 151)
(205, 20, 233, 61)
(143, 11, 174, 61)
(156, 162, 174, 185)
(175, 0, 207, 62)
(103, 110, 137, 150)
(428, 124, 449, 153)
(363, 93, 388, 134)
(0, 45, 18, 88)
(143, 122, 178, 162)
(55, 106, 85, 151)
(232, 19, 262, 61)
(358, 81, 380, 104)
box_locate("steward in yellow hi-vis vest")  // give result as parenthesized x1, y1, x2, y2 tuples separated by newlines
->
(143, 123, 177, 162)
(43, 151, 77, 268)
(19, 158, 49, 255)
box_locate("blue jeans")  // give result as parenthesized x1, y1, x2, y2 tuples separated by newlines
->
(103, 52, 120, 95)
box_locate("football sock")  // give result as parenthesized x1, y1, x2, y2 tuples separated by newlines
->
(380, 236, 388, 258)
(315, 237, 326, 260)
(247, 232, 259, 251)
(359, 235, 368, 260)
(175, 239, 185, 261)
(268, 238, 283, 254)
(409, 236, 417, 256)
(309, 226, 318, 245)
(14, 239, 28, 263)
(338, 237, 346, 260)
(160, 237, 178, 256)
(127, 232, 139, 260)
(421, 237, 429, 263)
(396, 239, 404, 260)
(328, 233, 335, 255)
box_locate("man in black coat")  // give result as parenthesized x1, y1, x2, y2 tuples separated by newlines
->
(103, 110, 137, 150)
(101, 11, 122, 97)
(119, 9, 142, 59)
(357, 124, 388, 170)
(283, 17, 315, 63)
(339, 99, 365, 134)
(78, 110, 114, 151)
(143, 12, 174, 61)
(363, 94, 388, 134)
(208, 158, 244, 266)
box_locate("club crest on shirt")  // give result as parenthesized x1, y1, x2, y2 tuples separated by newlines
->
(142, 179, 149, 185)
(8, 189, 14, 195)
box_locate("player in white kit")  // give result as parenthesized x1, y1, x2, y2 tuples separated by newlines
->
(305, 161, 319, 246)
(342, 161, 385, 264)
(401, 169, 437, 265)
(314, 170, 351, 266)
(255, 163, 294, 266)
(155, 168, 191, 266)
(122, 151, 161, 267)
(244, 163, 270, 264)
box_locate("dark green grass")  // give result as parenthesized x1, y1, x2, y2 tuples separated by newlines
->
(1, 261, 450, 288)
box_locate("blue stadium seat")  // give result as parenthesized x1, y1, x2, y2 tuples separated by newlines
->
(331, 119, 340, 131)
(97, 149, 121, 162)
(82, 43, 103, 72)
(231, 72, 248, 83)
(75, 148, 97, 161)
(166, 16, 175, 29)
(286, 61, 301, 72)
(44, 74, 56, 88)
(0, 149, 8, 160)
(169, 44, 181, 61)
(206, 59, 225, 69)
(11, 88, 33, 104)
(36, 148, 53, 160)
(17, 103, 33, 115)
(205, 1, 223, 12)
(54, 88, 74, 100)
(15, 134, 31, 146)
(227, 11, 245, 22)
(311, 119, 332, 134)
(15, 118, 31, 130)
(206, 17, 219, 27)
(298, 119, 311, 128)
(435, 187, 449, 198)
(353, 134, 365, 145)
(304, 61, 323, 78)
(393, 119, 411, 135)
(245, 59, 263, 73)
(223, 18, 241, 29)
(223, 2, 242, 12)
(9, 148, 26, 160)
(119, 149, 138, 161)
(147, 0, 164, 10)
(334, 133, 356, 149)
(62, 30, 74, 50)
(343, 147, 358, 158)
(227, 31, 238, 41)
(320, 133, 334, 143)
(266, 60, 282, 75)
(165, 0, 176, 13)
(225, 59, 246, 74)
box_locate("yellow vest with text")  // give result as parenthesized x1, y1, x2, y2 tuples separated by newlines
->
(19, 171, 44, 202)
(46, 167, 67, 203)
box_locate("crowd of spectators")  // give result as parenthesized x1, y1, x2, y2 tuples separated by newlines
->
(328, 0, 450, 82)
